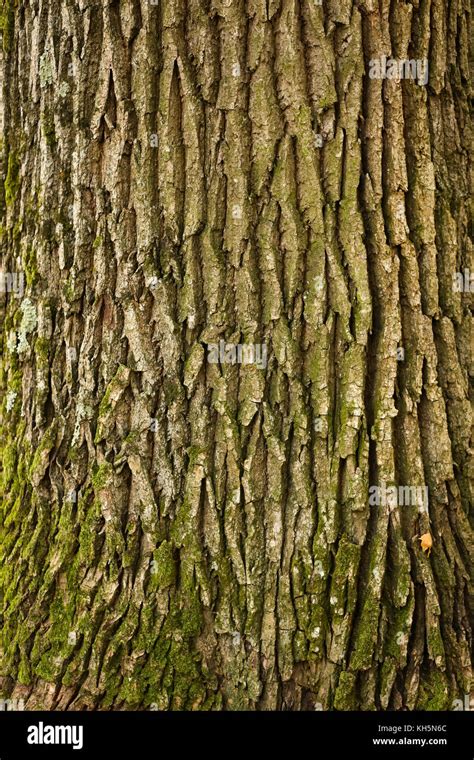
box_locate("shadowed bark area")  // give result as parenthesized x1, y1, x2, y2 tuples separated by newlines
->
(0, 0, 472, 710)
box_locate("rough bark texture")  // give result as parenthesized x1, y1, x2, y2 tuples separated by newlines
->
(0, 0, 472, 711)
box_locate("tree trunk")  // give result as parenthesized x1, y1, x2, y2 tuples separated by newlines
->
(0, 0, 472, 711)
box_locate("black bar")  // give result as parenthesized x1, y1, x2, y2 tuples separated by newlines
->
(0, 710, 472, 758)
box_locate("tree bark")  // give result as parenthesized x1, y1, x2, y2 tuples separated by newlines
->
(0, 0, 472, 711)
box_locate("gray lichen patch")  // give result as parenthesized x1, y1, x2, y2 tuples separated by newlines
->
(16, 298, 37, 354)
